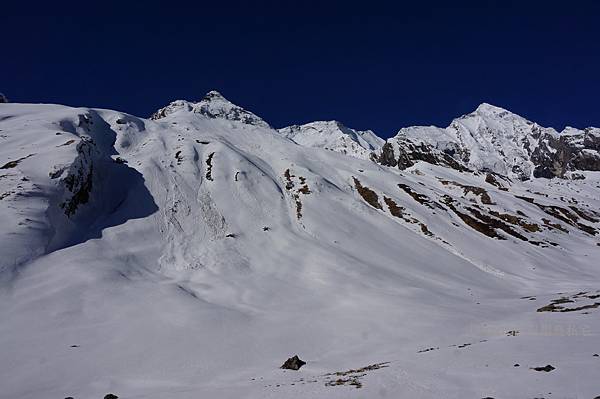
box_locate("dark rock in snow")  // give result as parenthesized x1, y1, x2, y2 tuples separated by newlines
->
(281, 355, 306, 370)
(377, 142, 397, 167)
(104, 394, 118, 399)
(531, 364, 555, 372)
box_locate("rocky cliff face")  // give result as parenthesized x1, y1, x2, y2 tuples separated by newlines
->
(376, 104, 600, 180)
(530, 127, 600, 178)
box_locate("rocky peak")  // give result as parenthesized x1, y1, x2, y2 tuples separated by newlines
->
(150, 90, 270, 128)
(202, 90, 227, 101)
(377, 105, 600, 180)
(194, 90, 270, 128)
(0, 93, 8, 103)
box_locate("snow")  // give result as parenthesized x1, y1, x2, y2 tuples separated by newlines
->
(278, 120, 383, 160)
(388, 103, 575, 180)
(1, 96, 600, 399)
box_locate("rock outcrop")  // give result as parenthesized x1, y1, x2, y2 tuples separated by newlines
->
(281, 355, 306, 370)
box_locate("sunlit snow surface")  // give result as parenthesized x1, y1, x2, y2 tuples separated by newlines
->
(1, 97, 599, 399)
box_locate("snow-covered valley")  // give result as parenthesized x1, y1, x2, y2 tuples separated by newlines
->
(1, 92, 599, 399)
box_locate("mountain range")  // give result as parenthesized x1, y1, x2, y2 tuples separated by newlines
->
(1, 91, 599, 399)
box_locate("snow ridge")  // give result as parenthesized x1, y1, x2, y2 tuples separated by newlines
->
(278, 120, 384, 160)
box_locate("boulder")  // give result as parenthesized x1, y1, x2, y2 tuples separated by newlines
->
(280, 355, 306, 370)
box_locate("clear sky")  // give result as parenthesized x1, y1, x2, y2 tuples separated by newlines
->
(3, 0, 599, 138)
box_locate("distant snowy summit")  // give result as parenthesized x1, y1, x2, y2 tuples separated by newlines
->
(147, 91, 599, 180)
(378, 103, 600, 180)
(0, 93, 8, 103)
(278, 121, 384, 160)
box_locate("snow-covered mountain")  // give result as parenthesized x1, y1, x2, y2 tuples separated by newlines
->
(1, 92, 600, 399)
(378, 103, 600, 180)
(278, 120, 384, 160)
(151, 90, 271, 128)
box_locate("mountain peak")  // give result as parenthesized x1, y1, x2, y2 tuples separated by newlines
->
(202, 90, 228, 102)
(384, 101, 600, 180)
(474, 102, 510, 115)
(195, 90, 270, 128)
(150, 91, 270, 128)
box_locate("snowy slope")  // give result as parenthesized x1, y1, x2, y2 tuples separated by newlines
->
(278, 120, 383, 160)
(1, 94, 600, 399)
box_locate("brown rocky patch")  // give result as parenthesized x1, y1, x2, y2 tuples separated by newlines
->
(324, 362, 389, 389)
(1, 154, 35, 169)
(383, 196, 406, 219)
(485, 173, 509, 191)
(489, 210, 540, 232)
(441, 196, 503, 239)
(398, 183, 443, 209)
(353, 177, 382, 210)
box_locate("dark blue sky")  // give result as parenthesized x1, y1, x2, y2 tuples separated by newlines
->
(3, 1, 599, 138)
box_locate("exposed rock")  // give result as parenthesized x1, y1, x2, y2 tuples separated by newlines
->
(353, 177, 382, 210)
(386, 137, 468, 172)
(530, 364, 555, 372)
(280, 355, 306, 370)
(60, 139, 95, 217)
(378, 142, 397, 167)
(205, 152, 215, 181)
(1, 154, 34, 169)
(485, 173, 509, 190)
(323, 362, 389, 389)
